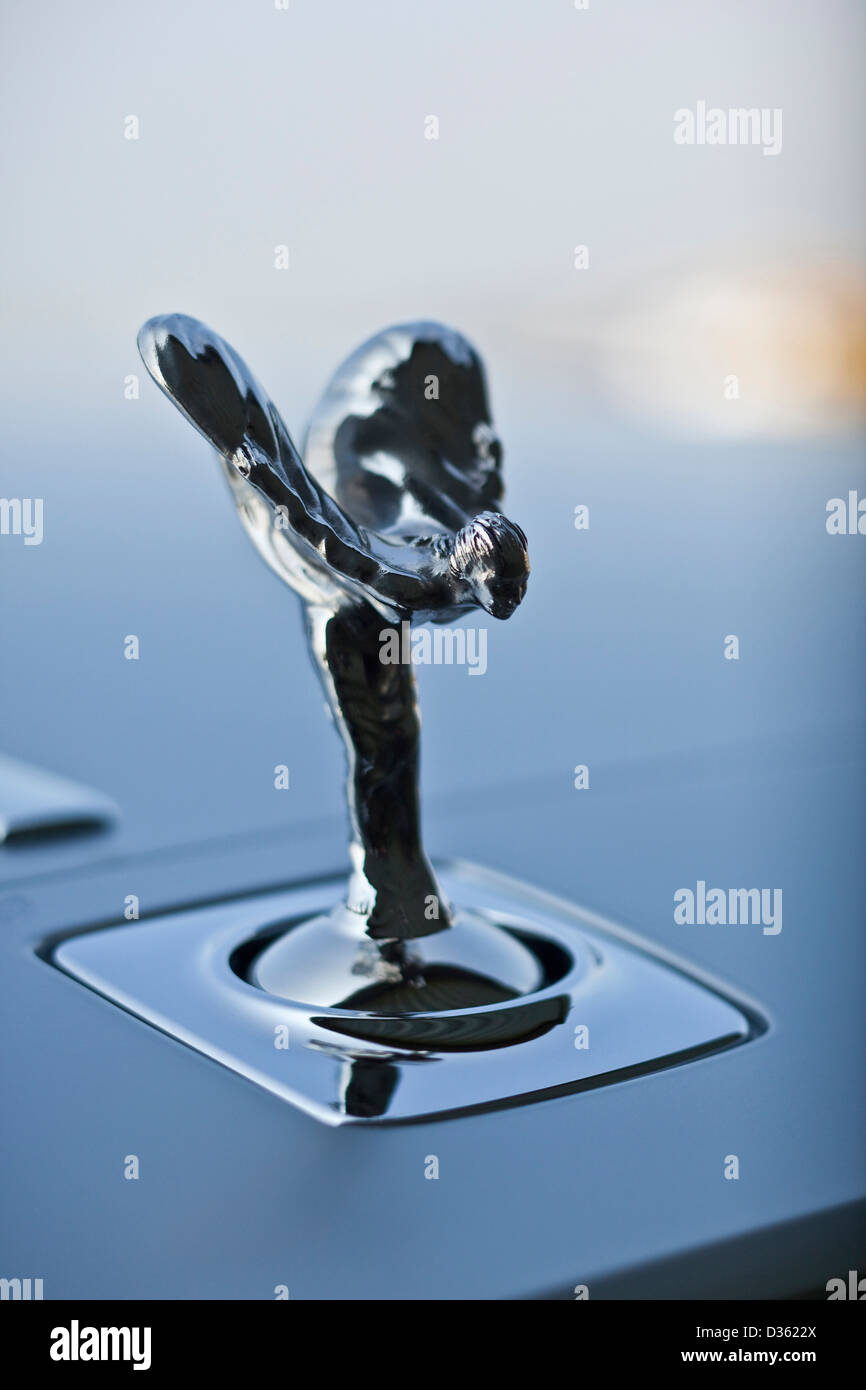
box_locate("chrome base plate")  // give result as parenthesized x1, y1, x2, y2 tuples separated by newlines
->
(53, 862, 757, 1125)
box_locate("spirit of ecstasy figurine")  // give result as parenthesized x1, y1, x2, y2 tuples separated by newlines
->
(138, 315, 532, 1012)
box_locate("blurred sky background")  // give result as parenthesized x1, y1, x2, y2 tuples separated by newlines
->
(1, 0, 864, 886)
(2, 0, 863, 424)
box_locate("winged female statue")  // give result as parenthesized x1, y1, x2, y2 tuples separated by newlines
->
(137, 315, 529, 954)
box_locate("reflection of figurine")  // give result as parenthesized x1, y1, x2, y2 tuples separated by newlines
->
(138, 315, 529, 949)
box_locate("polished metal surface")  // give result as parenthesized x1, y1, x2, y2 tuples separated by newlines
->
(53, 862, 757, 1125)
(131, 315, 760, 1106)
(251, 902, 544, 1011)
(138, 315, 534, 1013)
(0, 754, 116, 845)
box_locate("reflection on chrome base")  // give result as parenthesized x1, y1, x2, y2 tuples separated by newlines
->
(54, 863, 758, 1125)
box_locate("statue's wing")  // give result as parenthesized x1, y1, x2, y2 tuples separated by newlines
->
(304, 322, 505, 536)
(137, 315, 431, 609)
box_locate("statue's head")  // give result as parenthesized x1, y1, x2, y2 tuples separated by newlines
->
(450, 511, 529, 620)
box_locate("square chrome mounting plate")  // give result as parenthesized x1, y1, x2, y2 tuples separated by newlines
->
(53, 862, 759, 1126)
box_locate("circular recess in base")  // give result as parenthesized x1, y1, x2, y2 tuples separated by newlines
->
(243, 906, 577, 1050)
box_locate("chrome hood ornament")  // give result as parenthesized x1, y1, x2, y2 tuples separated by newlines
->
(55, 316, 755, 1124)
(138, 315, 531, 1008)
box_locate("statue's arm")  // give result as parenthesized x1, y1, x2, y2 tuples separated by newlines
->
(247, 418, 451, 612)
(138, 314, 444, 612)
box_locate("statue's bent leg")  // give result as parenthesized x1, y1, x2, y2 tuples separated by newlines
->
(305, 602, 450, 941)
